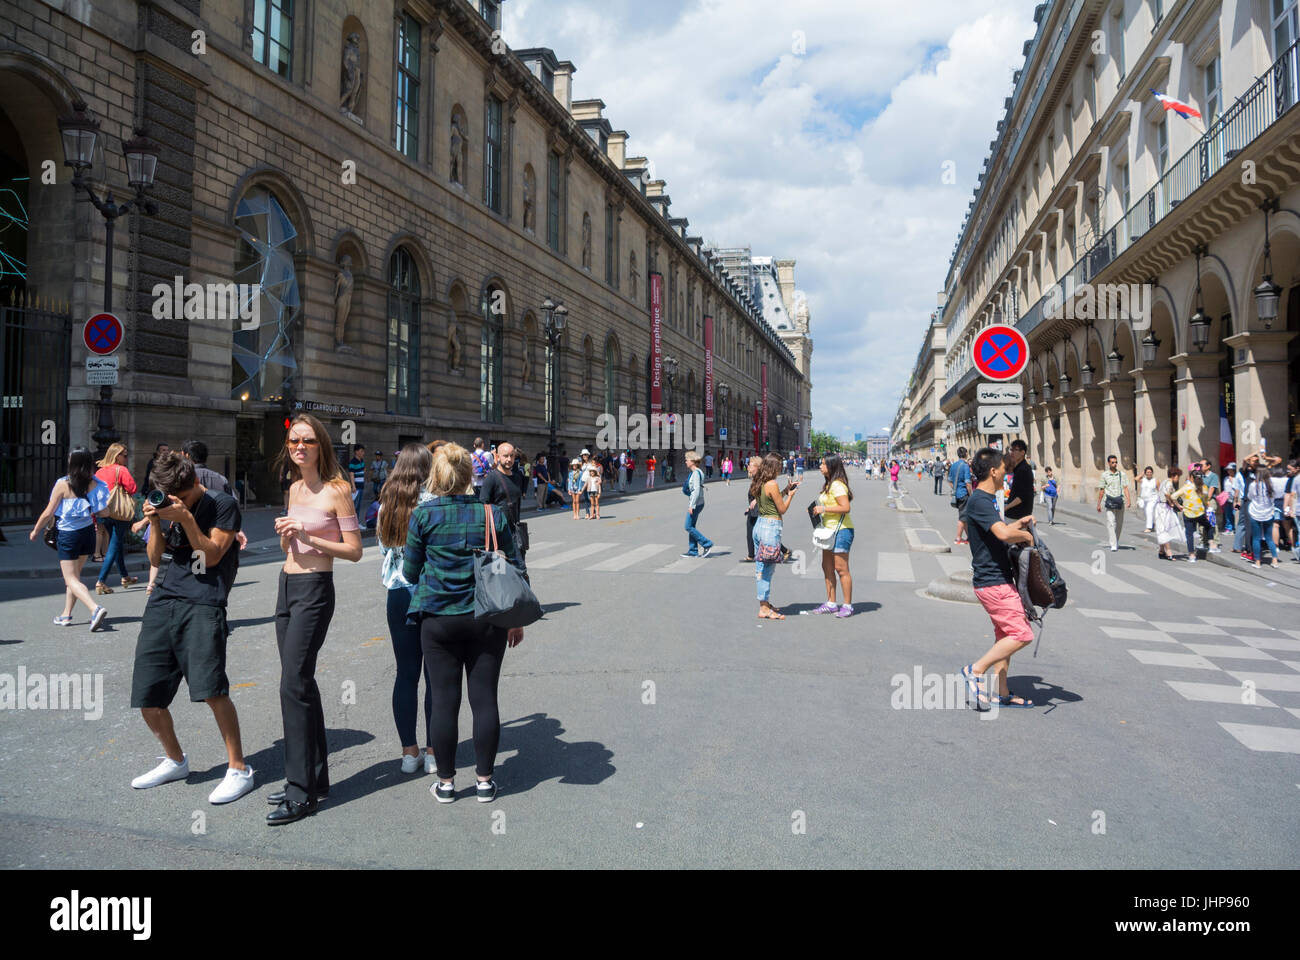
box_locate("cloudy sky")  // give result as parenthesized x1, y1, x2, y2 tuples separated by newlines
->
(503, 0, 1040, 441)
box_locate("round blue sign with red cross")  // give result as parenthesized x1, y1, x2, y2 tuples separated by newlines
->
(83, 312, 123, 356)
(971, 324, 1028, 382)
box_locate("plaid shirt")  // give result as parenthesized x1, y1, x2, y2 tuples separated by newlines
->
(402, 494, 522, 617)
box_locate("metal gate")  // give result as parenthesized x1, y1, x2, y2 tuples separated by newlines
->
(1, 290, 72, 523)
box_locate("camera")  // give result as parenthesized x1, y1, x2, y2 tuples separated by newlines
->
(147, 489, 167, 508)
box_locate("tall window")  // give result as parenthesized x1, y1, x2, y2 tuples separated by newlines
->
(1276, 0, 1299, 108)
(395, 14, 421, 159)
(478, 0, 501, 29)
(1156, 116, 1169, 176)
(604, 339, 619, 415)
(1153, 0, 1163, 24)
(387, 249, 420, 416)
(547, 152, 561, 251)
(1204, 56, 1222, 123)
(1114, 9, 1126, 81)
(484, 96, 503, 213)
(480, 287, 503, 422)
(605, 205, 615, 286)
(1120, 163, 1130, 214)
(252, 0, 293, 78)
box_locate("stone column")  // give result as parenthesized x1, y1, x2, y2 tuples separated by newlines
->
(1075, 385, 1103, 491)
(1225, 332, 1296, 458)
(1053, 395, 1077, 501)
(1100, 378, 1136, 474)
(1171, 352, 1226, 468)
(1133, 366, 1174, 471)
(1037, 401, 1057, 476)
(1026, 404, 1042, 469)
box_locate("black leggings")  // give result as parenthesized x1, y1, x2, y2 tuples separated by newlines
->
(387, 586, 433, 748)
(420, 613, 508, 779)
(275, 571, 335, 803)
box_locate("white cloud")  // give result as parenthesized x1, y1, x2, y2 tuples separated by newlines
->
(503, 0, 1040, 438)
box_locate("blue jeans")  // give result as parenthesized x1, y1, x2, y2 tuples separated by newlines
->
(684, 505, 713, 555)
(353, 485, 364, 515)
(753, 517, 781, 602)
(1251, 516, 1278, 560)
(1235, 508, 1249, 551)
(96, 518, 131, 582)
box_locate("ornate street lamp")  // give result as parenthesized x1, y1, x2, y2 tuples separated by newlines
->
(1190, 246, 1210, 350)
(542, 297, 568, 474)
(1028, 386, 1038, 403)
(1106, 345, 1124, 380)
(1042, 380, 1053, 401)
(58, 101, 160, 457)
(1141, 330, 1160, 364)
(1059, 371, 1072, 392)
(1255, 198, 1281, 330)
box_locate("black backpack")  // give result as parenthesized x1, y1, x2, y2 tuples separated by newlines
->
(1009, 528, 1068, 656)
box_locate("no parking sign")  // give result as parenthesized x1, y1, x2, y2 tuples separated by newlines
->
(971, 325, 1028, 382)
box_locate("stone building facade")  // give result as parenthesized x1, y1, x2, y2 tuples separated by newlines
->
(0, 0, 805, 514)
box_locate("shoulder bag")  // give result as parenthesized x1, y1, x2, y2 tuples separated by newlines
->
(472, 504, 543, 628)
(104, 467, 136, 522)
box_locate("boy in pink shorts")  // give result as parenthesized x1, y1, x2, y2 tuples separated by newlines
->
(960, 447, 1037, 710)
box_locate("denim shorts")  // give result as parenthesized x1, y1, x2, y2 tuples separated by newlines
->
(832, 527, 854, 554)
(56, 524, 96, 560)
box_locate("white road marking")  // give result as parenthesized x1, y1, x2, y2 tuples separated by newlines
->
(1239, 635, 1300, 653)
(585, 543, 676, 571)
(527, 542, 620, 569)
(1100, 626, 1177, 643)
(1181, 566, 1300, 603)
(1149, 621, 1229, 635)
(876, 552, 915, 583)
(1059, 561, 1148, 594)
(1127, 649, 1216, 669)
(1119, 566, 1226, 599)
(1182, 643, 1278, 661)
(1217, 722, 1300, 754)
(1223, 670, 1300, 692)
(1164, 681, 1277, 707)
(1202, 617, 1275, 629)
(1076, 608, 1144, 621)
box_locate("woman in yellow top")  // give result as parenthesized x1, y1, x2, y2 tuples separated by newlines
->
(1171, 470, 1212, 562)
(811, 454, 855, 618)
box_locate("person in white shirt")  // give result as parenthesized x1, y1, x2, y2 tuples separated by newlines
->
(1137, 466, 1160, 532)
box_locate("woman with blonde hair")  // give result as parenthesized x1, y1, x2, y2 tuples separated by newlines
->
(93, 442, 139, 594)
(750, 452, 800, 620)
(405, 443, 524, 804)
(378, 443, 436, 775)
(265, 414, 363, 824)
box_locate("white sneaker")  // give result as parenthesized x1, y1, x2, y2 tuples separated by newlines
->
(208, 765, 255, 804)
(424, 752, 437, 775)
(132, 755, 189, 789)
(400, 752, 423, 774)
(1188, 556, 1197, 563)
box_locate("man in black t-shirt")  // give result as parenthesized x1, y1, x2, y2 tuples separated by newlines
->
(960, 447, 1038, 711)
(1003, 439, 1035, 521)
(129, 453, 255, 804)
(480, 441, 528, 562)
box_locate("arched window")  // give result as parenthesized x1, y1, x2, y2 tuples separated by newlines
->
(480, 284, 504, 423)
(232, 185, 300, 402)
(387, 247, 421, 416)
(582, 336, 594, 400)
(604, 337, 620, 415)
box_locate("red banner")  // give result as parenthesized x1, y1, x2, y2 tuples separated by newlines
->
(703, 315, 714, 438)
(761, 362, 768, 443)
(650, 272, 663, 415)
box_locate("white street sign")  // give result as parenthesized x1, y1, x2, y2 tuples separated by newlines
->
(976, 382, 1023, 404)
(978, 404, 1022, 433)
(86, 355, 119, 386)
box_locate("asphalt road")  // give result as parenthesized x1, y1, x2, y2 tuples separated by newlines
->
(1, 471, 1297, 868)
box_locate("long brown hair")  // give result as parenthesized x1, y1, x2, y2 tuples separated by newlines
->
(820, 453, 853, 502)
(379, 443, 433, 548)
(275, 413, 350, 493)
(749, 453, 781, 502)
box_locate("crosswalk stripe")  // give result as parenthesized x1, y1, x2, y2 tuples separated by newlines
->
(1217, 722, 1300, 754)
(1058, 561, 1148, 594)
(1165, 681, 1278, 706)
(1117, 564, 1226, 599)
(876, 552, 914, 583)
(1180, 565, 1300, 604)
(527, 542, 619, 569)
(585, 543, 676, 571)
(655, 555, 709, 574)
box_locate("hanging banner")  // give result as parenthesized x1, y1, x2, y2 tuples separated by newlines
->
(703, 315, 714, 438)
(650, 272, 663, 416)
(761, 362, 769, 443)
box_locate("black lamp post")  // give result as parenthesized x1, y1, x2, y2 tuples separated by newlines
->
(1190, 246, 1210, 350)
(1141, 330, 1160, 364)
(717, 381, 729, 451)
(1255, 199, 1281, 330)
(775, 411, 783, 452)
(542, 296, 567, 477)
(59, 101, 159, 457)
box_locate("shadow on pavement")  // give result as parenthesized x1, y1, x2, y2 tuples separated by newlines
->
(1014, 675, 1083, 712)
(540, 602, 580, 615)
(487, 712, 615, 792)
(191, 728, 377, 788)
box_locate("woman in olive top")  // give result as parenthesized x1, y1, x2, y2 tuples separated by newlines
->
(751, 452, 800, 620)
(811, 453, 854, 617)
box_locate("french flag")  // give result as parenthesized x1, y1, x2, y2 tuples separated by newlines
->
(1219, 396, 1235, 468)
(1151, 90, 1202, 120)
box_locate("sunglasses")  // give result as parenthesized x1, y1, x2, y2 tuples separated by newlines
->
(286, 437, 320, 447)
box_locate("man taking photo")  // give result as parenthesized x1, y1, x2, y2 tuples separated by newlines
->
(129, 452, 254, 804)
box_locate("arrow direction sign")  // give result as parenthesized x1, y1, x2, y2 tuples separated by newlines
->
(977, 404, 1022, 434)
(976, 383, 1023, 404)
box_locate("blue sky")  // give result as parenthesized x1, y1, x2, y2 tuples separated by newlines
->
(503, 0, 1041, 440)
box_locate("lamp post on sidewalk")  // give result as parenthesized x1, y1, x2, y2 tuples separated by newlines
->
(542, 296, 568, 479)
(58, 101, 160, 458)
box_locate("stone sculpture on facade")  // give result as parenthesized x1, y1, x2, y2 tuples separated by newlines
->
(522, 166, 536, 232)
(447, 316, 462, 370)
(450, 114, 467, 185)
(333, 255, 355, 352)
(340, 34, 363, 116)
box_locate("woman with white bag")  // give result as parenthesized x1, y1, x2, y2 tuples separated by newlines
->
(811, 454, 854, 618)
(1137, 465, 1160, 532)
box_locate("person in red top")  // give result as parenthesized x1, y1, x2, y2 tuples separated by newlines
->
(645, 454, 657, 489)
(94, 442, 139, 593)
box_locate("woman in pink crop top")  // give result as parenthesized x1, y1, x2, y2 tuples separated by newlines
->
(267, 413, 362, 825)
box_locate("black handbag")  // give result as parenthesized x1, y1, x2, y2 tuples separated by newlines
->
(43, 524, 58, 550)
(1104, 494, 1124, 510)
(473, 505, 543, 628)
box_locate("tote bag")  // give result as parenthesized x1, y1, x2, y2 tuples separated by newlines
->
(472, 504, 543, 629)
(103, 467, 136, 522)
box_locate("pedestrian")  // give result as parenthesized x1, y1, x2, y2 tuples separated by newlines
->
(742, 455, 760, 563)
(480, 441, 529, 561)
(889, 459, 900, 495)
(618, 449, 630, 492)
(626, 451, 636, 485)
(377, 443, 437, 776)
(143, 441, 171, 498)
(1170, 467, 1212, 562)
(128, 451, 255, 804)
(580, 448, 602, 519)
(948, 447, 971, 544)
(933, 457, 945, 496)
(810, 453, 854, 617)
(796, 453, 805, 480)
(1041, 466, 1058, 525)
(1096, 454, 1131, 551)
(1201, 459, 1223, 551)
(267, 414, 364, 824)
(29, 447, 110, 630)
(181, 441, 250, 555)
(704, 451, 714, 480)
(1220, 463, 1238, 537)
(1243, 451, 1283, 568)
(681, 450, 714, 558)
(470, 437, 494, 492)
(1003, 439, 1035, 522)
(1284, 461, 1300, 562)
(93, 442, 139, 595)
(121, 440, 169, 563)
(1230, 462, 1252, 559)
(370, 448, 390, 505)
(722, 454, 734, 486)
(567, 458, 583, 519)
(533, 452, 551, 511)
(645, 452, 657, 488)
(751, 452, 800, 620)
(1155, 466, 1184, 559)
(1270, 463, 1289, 555)
(404, 443, 525, 804)
(1137, 466, 1160, 531)
(959, 447, 1037, 710)
(346, 444, 367, 515)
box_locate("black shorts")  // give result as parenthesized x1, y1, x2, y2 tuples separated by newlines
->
(954, 496, 968, 518)
(56, 524, 96, 560)
(130, 598, 231, 708)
